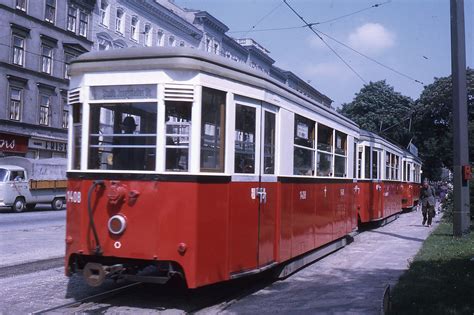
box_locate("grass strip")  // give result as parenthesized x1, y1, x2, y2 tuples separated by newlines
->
(390, 221, 474, 315)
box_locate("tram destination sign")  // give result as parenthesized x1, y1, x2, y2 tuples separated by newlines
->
(90, 84, 157, 100)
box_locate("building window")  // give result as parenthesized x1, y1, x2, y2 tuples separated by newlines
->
(44, 0, 55, 23)
(168, 35, 175, 47)
(179, 41, 185, 47)
(157, 30, 164, 46)
(130, 16, 138, 41)
(115, 9, 124, 34)
(98, 38, 111, 51)
(67, 6, 76, 32)
(12, 35, 25, 66)
(206, 38, 211, 52)
(64, 53, 74, 79)
(144, 24, 151, 46)
(16, 0, 27, 11)
(79, 11, 88, 37)
(61, 95, 68, 129)
(214, 42, 220, 55)
(100, 0, 109, 27)
(41, 45, 53, 74)
(9, 88, 22, 121)
(294, 115, 315, 176)
(39, 94, 51, 126)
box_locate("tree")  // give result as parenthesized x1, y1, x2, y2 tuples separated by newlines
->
(338, 80, 414, 146)
(413, 68, 474, 180)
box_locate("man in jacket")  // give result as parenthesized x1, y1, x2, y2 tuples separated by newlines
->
(420, 178, 436, 227)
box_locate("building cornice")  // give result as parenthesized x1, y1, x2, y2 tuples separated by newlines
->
(126, 0, 203, 40)
(194, 11, 229, 33)
(223, 36, 248, 56)
(0, 62, 69, 86)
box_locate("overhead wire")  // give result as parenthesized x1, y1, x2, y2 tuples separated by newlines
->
(229, 1, 390, 34)
(241, 1, 285, 37)
(283, 0, 367, 84)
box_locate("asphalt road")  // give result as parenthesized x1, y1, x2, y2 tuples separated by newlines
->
(0, 208, 66, 267)
(0, 208, 439, 314)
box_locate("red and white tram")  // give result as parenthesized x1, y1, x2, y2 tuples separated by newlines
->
(401, 152, 422, 210)
(64, 47, 415, 289)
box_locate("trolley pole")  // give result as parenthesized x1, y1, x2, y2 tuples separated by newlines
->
(450, 0, 471, 236)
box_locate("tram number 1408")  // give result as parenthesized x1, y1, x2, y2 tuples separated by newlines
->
(67, 191, 82, 204)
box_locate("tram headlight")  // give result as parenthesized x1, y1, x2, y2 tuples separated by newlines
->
(108, 214, 127, 235)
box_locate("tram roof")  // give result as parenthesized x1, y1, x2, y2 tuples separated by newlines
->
(359, 129, 421, 162)
(71, 47, 359, 131)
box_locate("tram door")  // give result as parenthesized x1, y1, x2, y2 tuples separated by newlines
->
(257, 105, 277, 267)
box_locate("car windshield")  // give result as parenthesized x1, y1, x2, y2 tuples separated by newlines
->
(0, 169, 8, 182)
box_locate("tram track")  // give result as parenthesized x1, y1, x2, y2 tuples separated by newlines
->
(31, 282, 142, 314)
(0, 257, 63, 279)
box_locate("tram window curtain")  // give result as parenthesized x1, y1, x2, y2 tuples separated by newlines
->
(88, 103, 157, 171)
(293, 114, 315, 176)
(200, 87, 226, 172)
(234, 104, 256, 174)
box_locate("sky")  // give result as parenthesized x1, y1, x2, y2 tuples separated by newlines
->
(175, 0, 473, 107)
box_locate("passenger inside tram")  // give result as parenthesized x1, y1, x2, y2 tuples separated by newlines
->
(113, 116, 145, 170)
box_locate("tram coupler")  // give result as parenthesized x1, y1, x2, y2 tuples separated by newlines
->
(83, 262, 124, 287)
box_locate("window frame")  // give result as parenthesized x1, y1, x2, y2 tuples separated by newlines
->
(144, 24, 152, 46)
(78, 10, 88, 37)
(44, 0, 56, 23)
(293, 114, 315, 176)
(12, 34, 25, 67)
(39, 93, 51, 126)
(130, 16, 139, 42)
(99, 0, 109, 27)
(67, 6, 77, 32)
(16, 0, 27, 11)
(9, 87, 22, 121)
(115, 8, 124, 34)
(40, 44, 53, 74)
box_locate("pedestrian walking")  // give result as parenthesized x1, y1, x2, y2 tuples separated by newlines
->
(420, 178, 436, 227)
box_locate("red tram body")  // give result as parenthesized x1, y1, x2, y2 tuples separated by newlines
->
(65, 48, 421, 289)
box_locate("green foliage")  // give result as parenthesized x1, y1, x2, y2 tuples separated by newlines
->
(413, 69, 474, 180)
(338, 80, 414, 146)
(390, 222, 474, 315)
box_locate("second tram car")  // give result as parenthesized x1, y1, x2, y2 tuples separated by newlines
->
(65, 47, 421, 289)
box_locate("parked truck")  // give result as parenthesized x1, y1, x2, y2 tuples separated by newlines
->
(0, 157, 66, 212)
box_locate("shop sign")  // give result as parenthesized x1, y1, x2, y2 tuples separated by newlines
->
(90, 84, 157, 100)
(0, 133, 28, 153)
(28, 139, 67, 152)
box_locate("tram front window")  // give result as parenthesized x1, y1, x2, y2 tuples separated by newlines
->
(88, 103, 156, 171)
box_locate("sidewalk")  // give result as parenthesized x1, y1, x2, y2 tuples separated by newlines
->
(209, 209, 440, 315)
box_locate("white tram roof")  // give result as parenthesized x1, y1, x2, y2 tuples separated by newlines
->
(70, 47, 359, 134)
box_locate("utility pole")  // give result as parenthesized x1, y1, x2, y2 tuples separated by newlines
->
(450, 0, 471, 236)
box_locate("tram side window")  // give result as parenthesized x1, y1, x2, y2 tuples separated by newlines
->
(72, 103, 82, 170)
(407, 163, 411, 182)
(357, 145, 363, 179)
(165, 101, 191, 172)
(88, 103, 157, 171)
(334, 131, 347, 177)
(317, 124, 333, 176)
(364, 146, 371, 179)
(263, 111, 276, 174)
(234, 104, 256, 174)
(372, 150, 379, 179)
(200, 87, 226, 172)
(385, 152, 391, 180)
(294, 114, 315, 175)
